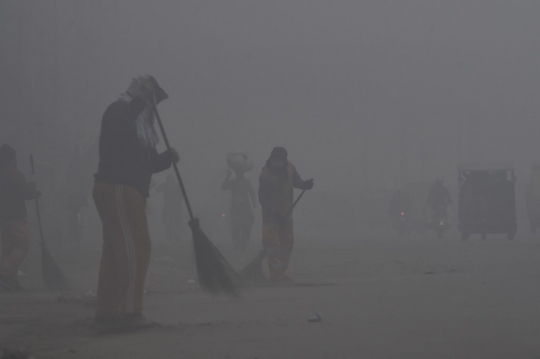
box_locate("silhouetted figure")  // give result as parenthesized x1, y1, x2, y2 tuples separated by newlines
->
(222, 168, 257, 251)
(427, 179, 452, 210)
(258, 147, 314, 282)
(93, 75, 179, 332)
(0, 144, 40, 291)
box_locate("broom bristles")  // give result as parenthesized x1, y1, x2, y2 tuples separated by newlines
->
(189, 219, 242, 295)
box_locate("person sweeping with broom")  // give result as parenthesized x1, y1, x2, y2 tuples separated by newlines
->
(92, 75, 179, 333)
(0, 144, 41, 291)
(258, 147, 313, 283)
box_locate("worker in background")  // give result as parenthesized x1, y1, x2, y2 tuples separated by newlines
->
(221, 163, 257, 251)
(427, 178, 452, 224)
(427, 178, 452, 211)
(0, 144, 40, 291)
(258, 147, 313, 283)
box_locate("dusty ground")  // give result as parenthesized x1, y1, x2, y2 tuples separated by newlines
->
(2, 227, 540, 359)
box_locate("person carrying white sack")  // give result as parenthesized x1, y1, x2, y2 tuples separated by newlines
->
(221, 153, 257, 251)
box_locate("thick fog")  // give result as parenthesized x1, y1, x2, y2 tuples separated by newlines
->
(2, 0, 540, 233)
(3, 2, 540, 357)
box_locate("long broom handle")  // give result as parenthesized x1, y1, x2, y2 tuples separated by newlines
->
(287, 188, 307, 217)
(258, 187, 310, 258)
(151, 103, 195, 221)
(29, 155, 46, 244)
(284, 180, 312, 217)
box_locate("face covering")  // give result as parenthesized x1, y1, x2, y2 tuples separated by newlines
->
(119, 77, 160, 148)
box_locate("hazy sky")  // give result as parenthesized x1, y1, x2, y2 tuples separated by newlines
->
(4, 0, 540, 194)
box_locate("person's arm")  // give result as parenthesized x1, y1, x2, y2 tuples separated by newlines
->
(152, 148, 180, 174)
(152, 151, 173, 173)
(292, 166, 314, 190)
(221, 170, 232, 191)
(292, 167, 304, 189)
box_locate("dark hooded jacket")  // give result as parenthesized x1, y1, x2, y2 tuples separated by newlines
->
(258, 160, 308, 216)
(94, 97, 173, 197)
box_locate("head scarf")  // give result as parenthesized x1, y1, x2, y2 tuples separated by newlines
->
(270, 147, 288, 161)
(119, 76, 160, 148)
(266, 147, 288, 170)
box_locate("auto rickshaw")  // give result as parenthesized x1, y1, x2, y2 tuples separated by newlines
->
(458, 164, 517, 240)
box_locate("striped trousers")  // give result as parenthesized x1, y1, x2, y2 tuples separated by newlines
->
(261, 212, 294, 280)
(93, 182, 151, 321)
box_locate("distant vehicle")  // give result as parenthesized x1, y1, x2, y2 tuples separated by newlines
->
(430, 204, 449, 237)
(526, 162, 540, 233)
(458, 164, 517, 241)
(392, 210, 409, 236)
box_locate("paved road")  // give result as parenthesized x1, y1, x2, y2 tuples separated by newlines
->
(2, 229, 540, 358)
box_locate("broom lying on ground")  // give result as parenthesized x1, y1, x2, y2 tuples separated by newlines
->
(30, 155, 70, 291)
(239, 188, 309, 283)
(151, 103, 241, 295)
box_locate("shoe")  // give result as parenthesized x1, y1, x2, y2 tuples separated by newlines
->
(122, 314, 159, 330)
